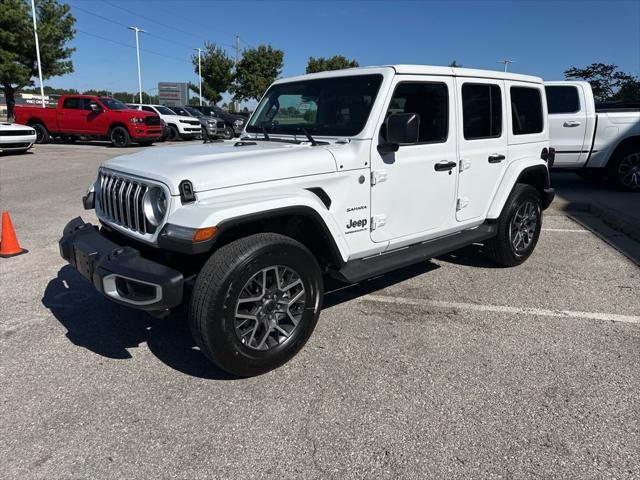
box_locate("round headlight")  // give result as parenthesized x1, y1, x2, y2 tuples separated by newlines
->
(142, 187, 168, 227)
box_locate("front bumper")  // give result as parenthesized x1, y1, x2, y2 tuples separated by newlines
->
(59, 217, 183, 312)
(131, 125, 163, 139)
(0, 134, 37, 152)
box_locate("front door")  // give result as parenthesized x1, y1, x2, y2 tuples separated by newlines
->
(370, 76, 457, 243)
(456, 79, 508, 222)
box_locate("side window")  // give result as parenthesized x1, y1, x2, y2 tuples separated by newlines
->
(80, 98, 94, 110)
(462, 84, 502, 140)
(62, 97, 79, 109)
(545, 86, 580, 114)
(386, 82, 448, 143)
(142, 106, 155, 113)
(510, 87, 543, 135)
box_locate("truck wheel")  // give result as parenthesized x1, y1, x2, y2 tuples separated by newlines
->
(607, 147, 640, 191)
(31, 123, 50, 144)
(110, 126, 131, 148)
(484, 184, 542, 267)
(167, 125, 180, 141)
(189, 233, 323, 377)
(223, 125, 233, 139)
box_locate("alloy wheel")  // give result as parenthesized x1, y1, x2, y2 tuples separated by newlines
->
(509, 200, 538, 254)
(617, 152, 640, 190)
(234, 265, 306, 351)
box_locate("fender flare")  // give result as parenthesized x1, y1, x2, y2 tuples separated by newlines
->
(163, 190, 349, 264)
(486, 158, 550, 219)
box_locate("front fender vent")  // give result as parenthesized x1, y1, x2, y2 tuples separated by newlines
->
(306, 188, 331, 209)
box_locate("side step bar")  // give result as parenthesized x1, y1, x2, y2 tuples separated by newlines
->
(333, 224, 497, 283)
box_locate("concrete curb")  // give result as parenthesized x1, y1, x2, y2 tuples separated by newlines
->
(589, 203, 640, 243)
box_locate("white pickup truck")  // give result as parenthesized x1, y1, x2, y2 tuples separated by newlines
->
(545, 81, 640, 190)
(127, 104, 202, 141)
(59, 65, 555, 376)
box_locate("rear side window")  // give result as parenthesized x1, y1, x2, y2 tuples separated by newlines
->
(62, 97, 80, 109)
(141, 106, 155, 113)
(386, 82, 448, 143)
(510, 87, 543, 135)
(545, 86, 580, 114)
(462, 84, 502, 139)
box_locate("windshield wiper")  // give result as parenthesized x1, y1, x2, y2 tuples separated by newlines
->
(296, 127, 317, 146)
(260, 125, 270, 141)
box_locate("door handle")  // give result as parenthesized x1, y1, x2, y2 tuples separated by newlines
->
(563, 121, 581, 127)
(488, 154, 506, 163)
(434, 160, 457, 172)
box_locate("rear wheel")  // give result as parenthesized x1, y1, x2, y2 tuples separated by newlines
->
(608, 147, 640, 191)
(109, 126, 131, 148)
(485, 184, 542, 267)
(189, 233, 323, 377)
(31, 123, 50, 144)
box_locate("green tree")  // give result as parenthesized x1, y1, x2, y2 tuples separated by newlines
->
(306, 55, 359, 73)
(564, 63, 640, 102)
(189, 42, 234, 104)
(0, 0, 75, 120)
(233, 44, 284, 102)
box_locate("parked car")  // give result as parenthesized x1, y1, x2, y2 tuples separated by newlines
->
(13, 95, 162, 147)
(158, 118, 170, 142)
(192, 105, 246, 139)
(127, 104, 201, 141)
(545, 81, 640, 190)
(0, 122, 37, 154)
(60, 65, 554, 376)
(168, 105, 224, 141)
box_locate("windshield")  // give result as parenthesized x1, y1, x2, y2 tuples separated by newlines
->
(99, 97, 128, 110)
(155, 106, 176, 115)
(247, 74, 383, 137)
(183, 106, 203, 117)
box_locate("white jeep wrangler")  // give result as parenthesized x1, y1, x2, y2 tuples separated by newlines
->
(60, 65, 555, 376)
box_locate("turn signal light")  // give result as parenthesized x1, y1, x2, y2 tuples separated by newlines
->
(192, 227, 218, 242)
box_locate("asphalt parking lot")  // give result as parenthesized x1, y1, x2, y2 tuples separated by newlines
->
(1, 143, 639, 479)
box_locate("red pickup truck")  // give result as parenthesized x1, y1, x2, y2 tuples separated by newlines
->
(14, 95, 162, 147)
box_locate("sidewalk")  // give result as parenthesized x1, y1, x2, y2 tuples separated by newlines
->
(549, 172, 640, 242)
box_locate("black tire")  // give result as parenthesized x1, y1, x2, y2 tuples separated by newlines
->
(484, 184, 542, 267)
(167, 125, 180, 141)
(607, 146, 640, 191)
(31, 123, 50, 144)
(189, 233, 323, 377)
(109, 126, 131, 148)
(223, 125, 233, 140)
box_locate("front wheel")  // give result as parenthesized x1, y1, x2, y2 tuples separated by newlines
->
(222, 125, 233, 139)
(608, 148, 640, 191)
(484, 184, 542, 267)
(109, 126, 131, 148)
(189, 233, 323, 377)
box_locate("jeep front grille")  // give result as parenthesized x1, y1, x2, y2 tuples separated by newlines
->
(97, 171, 154, 234)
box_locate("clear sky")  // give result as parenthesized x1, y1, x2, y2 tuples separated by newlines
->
(47, 0, 640, 104)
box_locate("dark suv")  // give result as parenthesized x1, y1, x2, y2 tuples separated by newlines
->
(192, 105, 246, 139)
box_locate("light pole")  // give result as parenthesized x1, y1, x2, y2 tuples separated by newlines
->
(30, 0, 45, 107)
(497, 59, 514, 72)
(195, 48, 202, 106)
(128, 26, 145, 104)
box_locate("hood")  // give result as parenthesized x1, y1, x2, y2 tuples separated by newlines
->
(101, 141, 338, 194)
(0, 122, 35, 132)
(166, 114, 199, 123)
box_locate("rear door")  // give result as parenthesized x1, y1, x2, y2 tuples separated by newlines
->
(58, 97, 86, 133)
(456, 79, 508, 222)
(544, 83, 588, 166)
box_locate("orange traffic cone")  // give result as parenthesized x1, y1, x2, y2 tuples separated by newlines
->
(0, 211, 27, 258)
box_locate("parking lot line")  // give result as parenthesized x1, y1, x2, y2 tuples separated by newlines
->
(360, 294, 640, 324)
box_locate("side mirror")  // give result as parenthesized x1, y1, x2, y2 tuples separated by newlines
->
(378, 113, 420, 154)
(89, 103, 102, 113)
